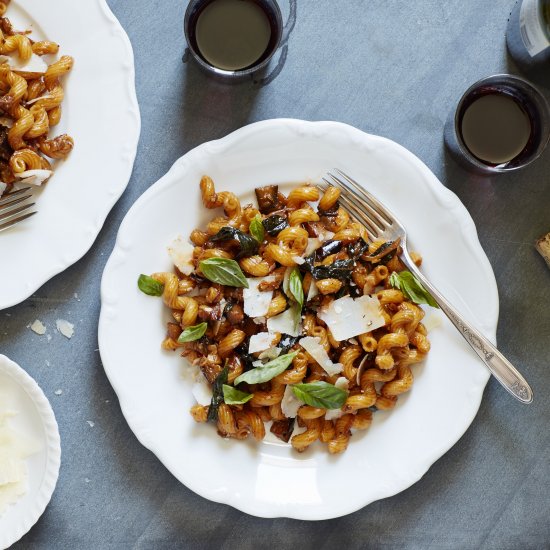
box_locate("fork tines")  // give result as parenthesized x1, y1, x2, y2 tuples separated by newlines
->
(0, 187, 36, 233)
(319, 170, 398, 239)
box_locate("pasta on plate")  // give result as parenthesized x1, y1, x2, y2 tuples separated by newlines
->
(138, 177, 437, 454)
(0, 0, 73, 196)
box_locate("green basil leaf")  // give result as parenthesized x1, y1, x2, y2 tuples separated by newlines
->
(389, 270, 439, 308)
(249, 214, 265, 243)
(222, 384, 254, 405)
(137, 274, 164, 296)
(207, 364, 229, 422)
(177, 322, 207, 343)
(234, 351, 298, 385)
(199, 258, 249, 288)
(210, 226, 259, 259)
(289, 268, 304, 307)
(292, 381, 348, 409)
(289, 301, 302, 335)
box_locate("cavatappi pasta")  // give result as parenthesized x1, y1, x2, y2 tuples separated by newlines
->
(140, 177, 434, 454)
(0, 2, 74, 194)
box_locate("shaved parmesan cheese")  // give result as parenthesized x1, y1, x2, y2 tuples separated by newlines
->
(318, 230, 335, 241)
(0, 117, 13, 129)
(56, 319, 74, 339)
(318, 295, 385, 342)
(305, 237, 322, 256)
(192, 377, 213, 406)
(17, 169, 53, 186)
(0, 53, 47, 77)
(335, 377, 349, 390)
(249, 332, 275, 354)
(325, 377, 349, 420)
(267, 307, 302, 337)
(292, 255, 305, 265)
(306, 279, 319, 301)
(0, 411, 39, 514)
(423, 312, 443, 332)
(29, 319, 46, 335)
(299, 336, 343, 376)
(0, 182, 6, 196)
(253, 316, 266, 325)
(259, 346, 281, 361)
(243, 276, 275, 318)
(281, 385, 302, 418)
(167, 235, 195, 275)
(25, 94, 54, 106)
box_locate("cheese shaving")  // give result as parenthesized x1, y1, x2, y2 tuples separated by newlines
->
(167, 235, 195, 275)
(299, 336, 343, 376)
(56, 319, 74, 339)
(318, 295, 385, 341)
(266, 307, 302, 337)
(248, 332, 275, 354)
(243, 276, 275, 318)
(281, 385, 302, 418)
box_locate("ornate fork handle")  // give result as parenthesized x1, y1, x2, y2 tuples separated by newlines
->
(402, 251, 533, 404)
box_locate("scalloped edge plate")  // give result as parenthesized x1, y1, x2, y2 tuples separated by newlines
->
(0, 0, 140, 310)
(0, 355, 61, 549)
(99, 119, 498, 520)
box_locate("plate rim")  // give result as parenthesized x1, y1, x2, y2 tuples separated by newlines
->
(0, 0, 141, 311)
(99, 118, 498, 520)
(0, 354, 61, 548)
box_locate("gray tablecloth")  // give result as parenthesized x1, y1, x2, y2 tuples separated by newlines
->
(5, 1, 550, 548)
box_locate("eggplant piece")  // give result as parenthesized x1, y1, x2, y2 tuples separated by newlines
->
(311, 259, 354, 281)
(270, 418, 295, 443)
(315, 240, 343, 260)
(262, 214, 288, 236)
(278, 334, 300, 354)
(255, 185, 281, 214)
(209, 226, 259, 259)
(207, 365, 229, 422)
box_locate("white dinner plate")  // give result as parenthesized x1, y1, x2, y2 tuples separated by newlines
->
(0, 355, 61, 548)
(99, 119, 498, 520)
(0, 0, 140, 310)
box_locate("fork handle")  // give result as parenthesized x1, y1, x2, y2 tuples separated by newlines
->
(401, 253, 533, 404)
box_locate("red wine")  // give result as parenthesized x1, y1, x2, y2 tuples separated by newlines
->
(460, 93, 532, 165)
(185, 0, 282, 74)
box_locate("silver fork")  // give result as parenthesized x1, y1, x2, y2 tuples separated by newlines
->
(0, 186, 37, 233)
(321, 169, 533, 404)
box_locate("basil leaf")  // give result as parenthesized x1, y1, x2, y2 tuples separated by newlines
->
(389, 270, 439, 308)
(289, 268, 304, 307)
(210, 226, 259, 259)
(199, 258, 249, 288)
(137, 274, 164, 296)
(222, 384, 254, 405)
(262, 214, 288, 236)
(177, 322, 207, 343)
(207, 365, 229, 422)
(311, 259, 354, 281)
(234, 351, 298, 385)
(249, 214, 265, 243)
(292, 381, 348, 409)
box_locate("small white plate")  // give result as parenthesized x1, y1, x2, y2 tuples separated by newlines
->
(0, 0, 140, 310)
(99, 119, 498, 520)
(0, 355, 61, 549)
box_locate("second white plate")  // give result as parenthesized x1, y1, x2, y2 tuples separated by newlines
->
(99, 119, 498, 520)
(0, 0, 140, 310)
